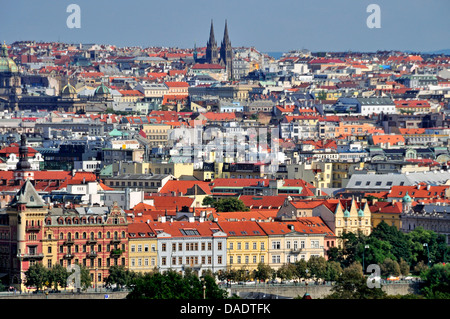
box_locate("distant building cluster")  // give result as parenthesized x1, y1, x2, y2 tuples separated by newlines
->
(0, 21, 449, 291)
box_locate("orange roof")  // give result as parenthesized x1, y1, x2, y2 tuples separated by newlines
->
(144, 195, 194, 210)
(387, 184, 449, 199)
(158, 180, 211, 195)
(371, 134, 405, 145)
(369, 202, 402, 214)
(164, 81, 189, 88)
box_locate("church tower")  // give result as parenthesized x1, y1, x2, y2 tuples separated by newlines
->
(7, 142, 47, 290)
(14, 134, 34, 184)
(219, 20, 233, 80)
(205, 20, 219, 64)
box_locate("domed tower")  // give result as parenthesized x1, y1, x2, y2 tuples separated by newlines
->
(0, 42, 21, 110)
(94, 83, 112, 101)
(402, 191, 412, 213)
(61, 82, 77, 100)
(7, 179, 47, 291)
(14, 134, 34, 184)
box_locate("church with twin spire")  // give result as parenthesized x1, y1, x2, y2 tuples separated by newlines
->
(196, 20, 233, 80)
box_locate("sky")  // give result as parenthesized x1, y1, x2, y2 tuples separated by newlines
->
(0, 0, 449, 53)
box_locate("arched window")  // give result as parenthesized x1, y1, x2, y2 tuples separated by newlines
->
(90, 232, 95, 240)
(106, 232, 111, 239)
(98, 232, 102, 239)
(82, 232, 87, 239)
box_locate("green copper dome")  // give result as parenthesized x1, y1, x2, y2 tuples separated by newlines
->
(0, 42, 18, 73)
(402, 191, 412, 203)
(95, 83, 111, 95)
(343, 209, 350, 218)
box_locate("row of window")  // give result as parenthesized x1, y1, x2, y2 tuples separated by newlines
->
(160, 255, 223, 266)
(160, 241, 221, 252)
(55, 231, 126, 241)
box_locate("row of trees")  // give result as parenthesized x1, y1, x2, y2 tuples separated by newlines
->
(24, 263, 92, 291)
(327, 222, 449, 273)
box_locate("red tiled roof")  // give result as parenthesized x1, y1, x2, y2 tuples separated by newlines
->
(158, 180, 211, 195)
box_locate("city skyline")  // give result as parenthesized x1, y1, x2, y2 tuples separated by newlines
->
(1, 0, 449, 53)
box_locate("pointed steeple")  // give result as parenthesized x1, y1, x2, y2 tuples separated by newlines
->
(222, 19, 230, 46)
(208, 19, 216, 47)
(205, 19, 219, 64)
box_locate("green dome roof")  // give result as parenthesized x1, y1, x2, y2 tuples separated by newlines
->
(95, 83, 111, 95)
(0, 43, 18, 73)
(402, 191, 412, 203)
(358, 209, 364, 217)
(343, 209, 350, 218)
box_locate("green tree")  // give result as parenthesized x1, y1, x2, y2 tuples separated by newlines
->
(380, 258, 401, 277)
(293, 259, 308, 279)
(253, 262, 274, 282)
(306, 256, 328, 280)
(24, 263, 49, 291)
(276, 263, 296, 281)
(420, 263, 450, 299)
(371, 221, 412, 264)
(212, 197, 249, 212)
(48, 264, 69, 291)
(399, 258, 410, 276)
(202, 196, 217, 207)
(106, 265, 132, 289)
(79, 264, 93, 290)
(326, 262, 386, 299)
(325, 261, 343, 282)
(127, 270, 228, 299)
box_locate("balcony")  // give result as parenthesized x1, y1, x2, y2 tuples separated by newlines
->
(110, 239, 121, 244)
(64, 239, 75, 245)
(87, 251, 97, 258)
(86, 239, 97, 244)
(17, 253, 44, 260)
(110, 249, 123, 257)
(63, 253, 74, 259)
(289, 249, 302, 254)
(26, 225, 41, 232)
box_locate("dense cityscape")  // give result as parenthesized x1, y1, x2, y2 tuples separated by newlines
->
(0, 19, 449, 302)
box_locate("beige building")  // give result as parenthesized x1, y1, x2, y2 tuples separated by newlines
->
(128, 222, 158, 274)
(113, 161, 193, 179)
(142, 124, 171, 147)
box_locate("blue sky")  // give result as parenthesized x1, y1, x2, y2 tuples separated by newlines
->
(1, 0, 449, 52)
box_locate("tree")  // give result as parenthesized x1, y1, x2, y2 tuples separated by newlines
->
(211, 197, 249, 212)
(325, 261, 343, 282)
(202, 196, 216, 207)
(420, 263, 450, 299)
(276, 263, 296, 281)
(106, 265, 132, 289)
(24, 263, 49, 291)
(293, 259, 308, 279)
(127, 270, 228, 299)
(253, 262, 274, 282)
(79, 264, 93, 290)
(399, 258, 410, 276)
(307, 256, 327, 280)
(326, 262, 386, 299)
(48, 264, 69, 291)
(380, 258, 401, 277)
